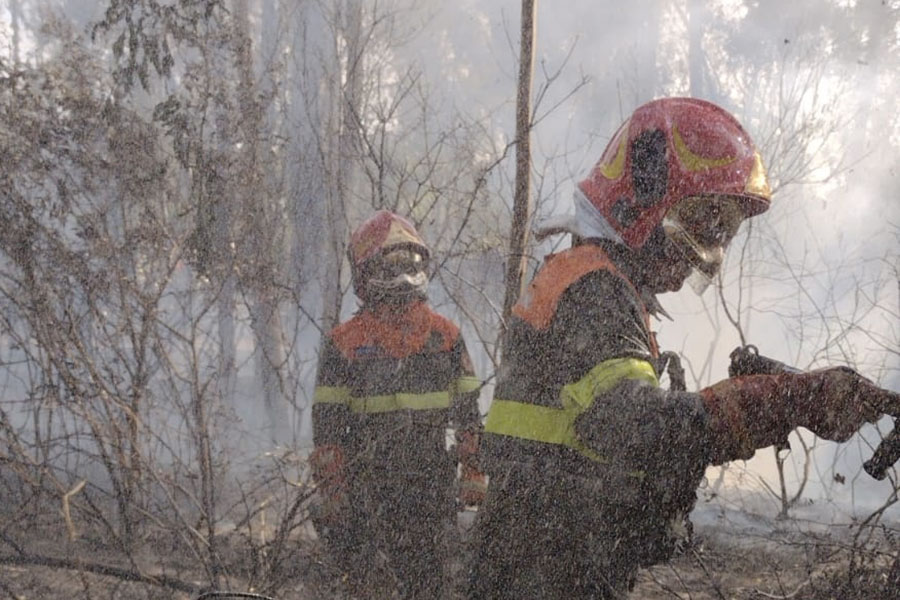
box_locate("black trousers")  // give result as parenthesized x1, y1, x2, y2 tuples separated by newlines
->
(467, 466, 654, 600)
(321, 456, 456, 599)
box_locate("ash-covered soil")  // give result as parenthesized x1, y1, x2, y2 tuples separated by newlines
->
(3, 507, 897, 599)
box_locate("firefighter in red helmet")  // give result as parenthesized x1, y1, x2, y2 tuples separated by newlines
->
(467, 98, 883, 599)
(311, 210, 485, 598)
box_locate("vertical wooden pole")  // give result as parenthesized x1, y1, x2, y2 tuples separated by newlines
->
(502, 0, 538, 327)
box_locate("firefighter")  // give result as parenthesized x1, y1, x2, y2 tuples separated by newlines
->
(311, 210, 485, 599)
(467, 98, 883, 599)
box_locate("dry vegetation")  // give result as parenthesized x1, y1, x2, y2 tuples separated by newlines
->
(2, 491, 898, 599)
(2, 2, 899, 600)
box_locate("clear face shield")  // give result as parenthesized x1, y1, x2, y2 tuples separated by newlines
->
(661, 195, 747, 294)
(361, 246, 429, 298)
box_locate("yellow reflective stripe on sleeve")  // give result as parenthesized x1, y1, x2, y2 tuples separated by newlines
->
(560, 358, 658, 411)
(484, 357, 658, 464)
(314, 385, 350, 405)
(454, 376, 482, 394)
(484, 400, 576, 446)
(348, 391, 451, 413)
(483, 400, 613, 465)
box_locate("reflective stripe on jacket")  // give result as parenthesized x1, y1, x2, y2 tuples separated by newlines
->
(312, 301, 481, 455)
(485, 358, 658, 463)
(315, 374, 481, 413)
(482, 244, 660, 473)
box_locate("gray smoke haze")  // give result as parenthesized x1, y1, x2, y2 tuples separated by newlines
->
(2, 0, 897, 516)
(410, 0, 900, 514)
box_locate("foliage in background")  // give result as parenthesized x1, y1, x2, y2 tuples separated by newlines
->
(0, 0, 897, 597)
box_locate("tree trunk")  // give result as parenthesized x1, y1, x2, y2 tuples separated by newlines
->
(501, 0, 537, 329)
(217, 271, 237, 407)
(233, 0, 290, 443)
(634, 0, 661, 102)
(318, 1, 364, 333)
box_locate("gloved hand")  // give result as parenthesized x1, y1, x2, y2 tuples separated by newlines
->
(459, 464, 488, 507)
(309, 444, 347, 524)
(457, 430, 487, 507)
(701, 367, 883, 463)
(791, 367, 885, 441)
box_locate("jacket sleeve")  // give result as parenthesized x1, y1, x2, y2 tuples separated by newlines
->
(556, 271, 715, 474)
(312, 336, 352, 448)
(576, 365, 875, 469)
(557, 271, 847, 468)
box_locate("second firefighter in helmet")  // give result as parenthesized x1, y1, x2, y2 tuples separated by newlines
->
(311, 211, 485, 599)
(469, 98, 881, 599)
(348, 211, 431, 305)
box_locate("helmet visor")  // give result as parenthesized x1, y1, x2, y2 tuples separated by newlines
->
(361, 247, 429, 296)
(662, 195, 746, 292)
(372, 247, 425, 277)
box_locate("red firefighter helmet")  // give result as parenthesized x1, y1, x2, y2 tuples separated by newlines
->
(578, 97, 771, 251)
(348, 210, 431, 302)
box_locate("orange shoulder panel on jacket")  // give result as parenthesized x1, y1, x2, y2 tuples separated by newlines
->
(513, 245, 618, 331)
(330, 301, 460, 359)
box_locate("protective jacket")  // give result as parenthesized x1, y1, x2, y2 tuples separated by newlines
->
(482, 243, 713, 480)
(472, 244, 712, 599)
(313, 299, 480, 598)
(484, 244, 659, 473)
(314, 300, 481, 452)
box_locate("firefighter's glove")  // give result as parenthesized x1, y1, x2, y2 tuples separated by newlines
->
(459, 464, 488, 507)
(701, 369, 883, 463)
(456, 430, 487, 507)
(792, 367, 883, 442)
(456, 429, 481, 469)
(309, 445, 347, 524)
